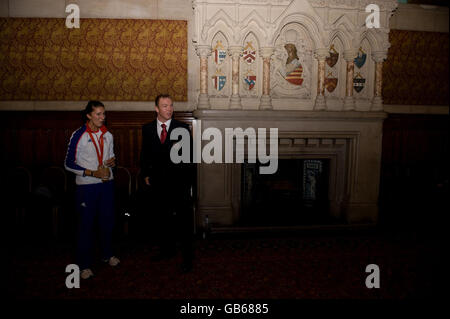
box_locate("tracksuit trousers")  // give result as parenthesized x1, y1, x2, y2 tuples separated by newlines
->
(75, 181, 114, 270)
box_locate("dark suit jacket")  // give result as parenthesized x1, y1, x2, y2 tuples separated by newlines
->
(140, 118, 194, 201)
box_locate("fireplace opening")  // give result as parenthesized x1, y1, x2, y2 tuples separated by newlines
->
(240, 159, 343, 227)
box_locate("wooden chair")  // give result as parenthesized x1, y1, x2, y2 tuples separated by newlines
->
(5, 167, 32, 233)
(39, 166, 67, 239)
(114, 166, 132, 236)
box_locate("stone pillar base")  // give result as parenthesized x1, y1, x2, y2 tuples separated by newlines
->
(343, 96, 355, 111)
(314, 95, 326, 110)
(198, 93, 210, 109)
(259, 95, 272, 110)
(371, 96, 383, 111)
(229, 94, 242, 109)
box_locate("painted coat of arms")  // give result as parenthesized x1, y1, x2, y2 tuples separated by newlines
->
(354, 47, 367, 69)
(213, 40, 227, 65)
(244, 74, 256, 90)
(325, 72, 338, 93)
(326, 44, 339, 68)
(212, 69, 226, 91)
(243, 42, 256, 64)
(353, 72, 365, 93)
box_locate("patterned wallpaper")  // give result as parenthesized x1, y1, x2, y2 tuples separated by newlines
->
(383, 29, 449, 105)
(0, 18, 187, 101)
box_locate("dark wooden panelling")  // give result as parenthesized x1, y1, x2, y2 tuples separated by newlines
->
(379, 114, 449, 227)
(0, 111, 194, 176)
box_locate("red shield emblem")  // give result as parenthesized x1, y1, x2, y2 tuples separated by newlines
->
(243, 41, 256, 64)
(326, 44, 339, 68)
(243, 50, 256, 64)
(285, 65, 303, 86)
(326, 52, 339, 68)
(325, 77, 338, 93)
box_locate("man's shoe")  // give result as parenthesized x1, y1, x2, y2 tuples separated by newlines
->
(81, 268, 94, 279)
(103, 256, 120, 266)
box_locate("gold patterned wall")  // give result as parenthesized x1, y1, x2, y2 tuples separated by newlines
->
(0, 18, 187, 101)
(383, 29, 449, 105)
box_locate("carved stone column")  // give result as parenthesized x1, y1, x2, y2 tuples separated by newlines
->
(343, 50, 357, 111)
(196, 45, 211, 109)
(259, 47, 274, 110)
(314, 48, 328, 110)
(229, 46, 242, 109)
(371, 51, 387, 111)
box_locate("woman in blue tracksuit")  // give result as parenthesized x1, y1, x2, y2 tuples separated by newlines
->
(65, 100, 120, 279)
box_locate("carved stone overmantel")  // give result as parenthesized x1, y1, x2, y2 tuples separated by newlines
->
(192, 0, 398, 111)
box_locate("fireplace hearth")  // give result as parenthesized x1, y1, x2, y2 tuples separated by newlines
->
(240, 159, 337, 226)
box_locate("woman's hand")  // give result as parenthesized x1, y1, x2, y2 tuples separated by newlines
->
(92, 166, 110, 179)
(104, 157, 116, 168)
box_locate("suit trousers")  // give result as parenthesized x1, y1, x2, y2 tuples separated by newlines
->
(151, 185, 193, 261)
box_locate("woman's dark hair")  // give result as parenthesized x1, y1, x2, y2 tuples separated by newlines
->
(83, 100, 104, 122)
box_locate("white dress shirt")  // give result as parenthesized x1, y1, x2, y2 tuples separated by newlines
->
(157, 118, 171, 139)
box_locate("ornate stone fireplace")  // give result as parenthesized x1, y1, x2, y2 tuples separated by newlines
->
(191, 0, 397, 228)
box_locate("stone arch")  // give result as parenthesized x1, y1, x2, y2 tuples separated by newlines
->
(327, 29, 352, 52)
(240, 11, 268, 46)
(241, 28, 263, 49)
(271, 12, 324, 49)
(358, 30, 381, 52)
(203, 9, 234, 45)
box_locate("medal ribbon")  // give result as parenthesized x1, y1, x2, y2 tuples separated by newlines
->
(86, 122, 107, 166)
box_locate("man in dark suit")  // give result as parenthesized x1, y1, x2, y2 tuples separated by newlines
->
(140, 94, 195, 273)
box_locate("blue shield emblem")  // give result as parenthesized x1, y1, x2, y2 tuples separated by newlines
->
(212, 75, 226, 91)
(354, 52, 367, 68)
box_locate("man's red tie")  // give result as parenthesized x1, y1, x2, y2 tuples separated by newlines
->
(160, 123, 167, 144)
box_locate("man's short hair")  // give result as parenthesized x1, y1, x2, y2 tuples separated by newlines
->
(155, 94, 172, 107)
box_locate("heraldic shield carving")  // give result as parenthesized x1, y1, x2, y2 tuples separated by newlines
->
(244, 74, 256, 90)
(212, 68, 226, 91)
(325, 72, 338, 93)
(326, 44, 339, 68)
(213, 40, 227, 65)
(243, 42, 256, 64)
(353, 72, 365, 93)
(354, 47, 367, 69)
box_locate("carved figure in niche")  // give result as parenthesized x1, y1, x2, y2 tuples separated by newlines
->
(281, 44, 303, 86)
(271, 27, 312, 97)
